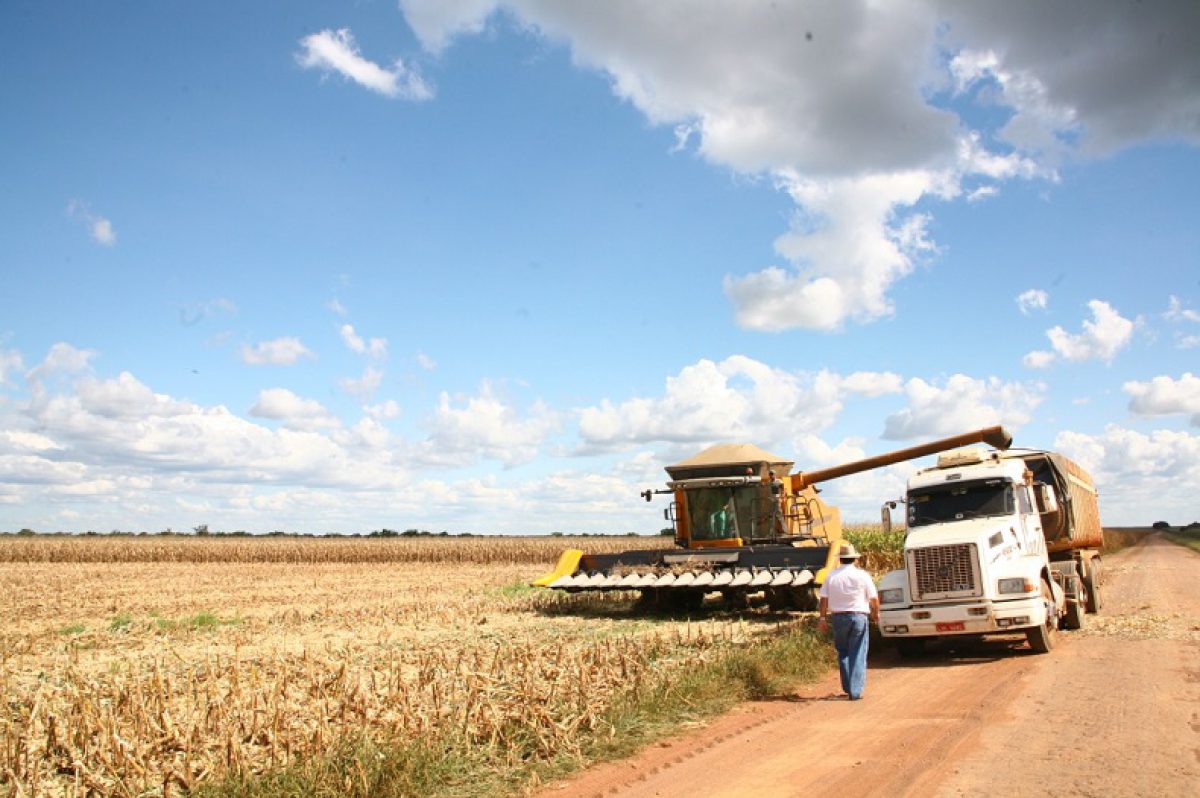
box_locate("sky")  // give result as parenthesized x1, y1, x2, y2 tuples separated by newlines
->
(1, 1, 1198, 534)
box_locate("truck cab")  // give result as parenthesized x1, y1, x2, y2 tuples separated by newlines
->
(878, 447, 1068, 654)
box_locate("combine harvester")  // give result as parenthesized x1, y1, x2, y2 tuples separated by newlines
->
(534, 427, 1014, 610)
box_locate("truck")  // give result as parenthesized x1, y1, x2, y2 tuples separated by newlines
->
(877, 431, 1103, 655)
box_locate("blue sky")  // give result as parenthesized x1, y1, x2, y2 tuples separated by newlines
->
(2, 1, 1198, 533)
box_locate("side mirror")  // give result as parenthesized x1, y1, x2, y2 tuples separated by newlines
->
(1035, 484, 1059, 514)
(880, 500, 899, 533)
(641, 489, 653, 503)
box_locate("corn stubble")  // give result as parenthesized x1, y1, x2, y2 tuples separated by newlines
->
(0, 536, 764, 797)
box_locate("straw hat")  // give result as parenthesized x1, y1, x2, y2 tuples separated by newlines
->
(837, 542, 862, 561)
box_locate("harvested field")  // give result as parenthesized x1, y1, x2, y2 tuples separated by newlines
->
(0, 535, 812, 797)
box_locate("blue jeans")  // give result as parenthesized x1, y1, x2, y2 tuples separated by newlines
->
(832, 613, 869, 699)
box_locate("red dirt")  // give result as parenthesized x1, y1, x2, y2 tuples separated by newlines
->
(535, 534, 1200, 797)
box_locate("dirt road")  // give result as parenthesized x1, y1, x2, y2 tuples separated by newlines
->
(537, 535, 1200, 798)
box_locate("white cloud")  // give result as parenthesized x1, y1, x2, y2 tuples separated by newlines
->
(240, 337, 314, 366)
(1054, 425, 1200, 525)
(364, 400, 401, 421)
(1165, 296, 1200, 323)
(339, 365, 384, 400)
(66, 200, 117, 246)
(1023, 300, 1135, 368)
(327, 298, 348, 317)
(725, 171, 941, 331)
(0, 430, 61, 454)
(26, 342, 96, 381)
(399, 0, 497, 55)
(416, 352, 437, 371)
(396, 1, 1199, 332)
(339, 324, 388, 359)
(296, 28, 432, 100)
(0, 349, 24, 387)
(882, 374, 1044, 440)
(250, 388, 341, 431)
(420, 382, 559, 467)
(576, 356, 902, 451)
(1125, 373, 1200, 426)
(1016, 289, 1048, 315)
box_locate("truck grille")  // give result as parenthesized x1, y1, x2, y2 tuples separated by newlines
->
(909, 543, 980, 600)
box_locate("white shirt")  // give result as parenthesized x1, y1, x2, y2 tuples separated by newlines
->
(819, 563, 878, 613)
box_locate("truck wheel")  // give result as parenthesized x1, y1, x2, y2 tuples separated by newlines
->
(896, 638, 925, 658)
(1026, 582, 1058, 654)
(1062, 581, 1086, 631)
(1083, 559, 1102, 614)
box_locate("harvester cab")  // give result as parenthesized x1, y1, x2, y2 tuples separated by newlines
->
(533, 427, 1013, 612)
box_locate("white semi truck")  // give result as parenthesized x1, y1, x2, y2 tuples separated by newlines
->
(878, 430, 1103, 655)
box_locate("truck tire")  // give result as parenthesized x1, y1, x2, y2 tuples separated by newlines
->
(1083, 559, 1102, 614)
(1026, 582, 1058, 654)
(1062, 581, 1086, 631)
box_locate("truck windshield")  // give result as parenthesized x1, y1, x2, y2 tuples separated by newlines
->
(907, 478, 1014, 527)
(686, 486, 772, 541)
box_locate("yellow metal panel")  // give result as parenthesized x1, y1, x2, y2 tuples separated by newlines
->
(531, 549, 584, 587)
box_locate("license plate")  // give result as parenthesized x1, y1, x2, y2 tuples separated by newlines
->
(936, 621, 965, 632)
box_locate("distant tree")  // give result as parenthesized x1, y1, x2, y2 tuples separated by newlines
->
(1152, 521, 1171, 530)
(659, 527, 675, 536)
(16, 528, 35, 536)
(194, 524, 210, 536)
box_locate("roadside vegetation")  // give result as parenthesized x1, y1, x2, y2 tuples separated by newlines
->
(1159, 524, 1200, 554)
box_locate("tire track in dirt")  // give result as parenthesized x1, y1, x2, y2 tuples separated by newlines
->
(535, 535, 1200, 798)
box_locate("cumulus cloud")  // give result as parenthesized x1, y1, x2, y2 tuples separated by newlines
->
(882, 374, 1044, 440)
(240, 337, 314, 366)
(1125, 373, 1200, 426)
(339, 324, 388, 359)
(1017, 289, 1048, 315)
(250, 388, 341, 431)
(26, 342, 96, 382)
(339, 365, 384, 400)
(397, 1, 1199, 331)
(1055, 425, 1200, 524)
(416, 352, 437, 371)
(576, 356, 902, 452)
(66, 200, 117, 246)
(0, 349, 25, 387)
(420, 382, 559, 467)
(296, 28, 432, 100)
(1024, 300, 1135, 368)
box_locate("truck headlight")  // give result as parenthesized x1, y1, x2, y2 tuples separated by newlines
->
(879, 588, 905, 605)
(998, 577, 1035, 594)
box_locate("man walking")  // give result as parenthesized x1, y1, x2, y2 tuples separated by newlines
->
(817, 542, 879, 700)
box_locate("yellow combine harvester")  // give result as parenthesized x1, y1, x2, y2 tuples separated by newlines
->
(534, 426, 1013, 610)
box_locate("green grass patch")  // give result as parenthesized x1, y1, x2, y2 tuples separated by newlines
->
(59, 623, 86, 636)
(108, 613, 133, 633)
(193, 622, 831, 798)
(1162, 528, 1200, 554)
(494, 580, 539, 598)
